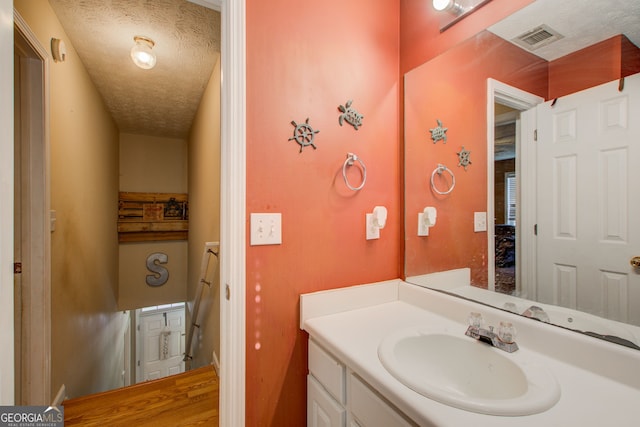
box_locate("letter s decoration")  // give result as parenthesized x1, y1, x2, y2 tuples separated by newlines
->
(146, 252, 169, 286)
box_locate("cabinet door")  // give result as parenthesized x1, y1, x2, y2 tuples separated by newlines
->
(309, 339, 346, 404)
(349, 374, 416, 427)
(308, 375, 346, 427)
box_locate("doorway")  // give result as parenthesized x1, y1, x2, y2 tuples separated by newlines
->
(493, 103, 518, 295)
(13, 18, 51, 406)
(137, 303, 186, 382)
(486, 79, 544, 297)
(3, 3, 246, 421)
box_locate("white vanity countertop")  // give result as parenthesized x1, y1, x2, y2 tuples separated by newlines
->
(301, 279, 640, 427)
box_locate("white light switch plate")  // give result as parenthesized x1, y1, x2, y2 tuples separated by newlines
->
(250, 213, 282, 245)
(474, 212, 487, 232)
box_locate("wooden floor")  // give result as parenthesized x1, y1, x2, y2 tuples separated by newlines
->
(63, 366, 219, 426)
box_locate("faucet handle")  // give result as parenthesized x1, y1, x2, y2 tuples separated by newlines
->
(523, 305, 551, 323)
(467, 312, 484, 328)
(498, 321, 517, 344)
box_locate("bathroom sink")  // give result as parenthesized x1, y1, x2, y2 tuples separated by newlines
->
(378, 328, 560, 416)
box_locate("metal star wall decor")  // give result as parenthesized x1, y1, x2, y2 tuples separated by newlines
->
(429, 119, 448, 144)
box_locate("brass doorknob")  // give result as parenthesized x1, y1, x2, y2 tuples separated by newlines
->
(631, 257, 640, 268)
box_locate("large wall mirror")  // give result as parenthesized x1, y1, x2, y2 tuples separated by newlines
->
(404, 0, 640, 350)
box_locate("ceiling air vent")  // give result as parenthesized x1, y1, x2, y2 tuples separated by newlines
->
(512, 24, 564, 51)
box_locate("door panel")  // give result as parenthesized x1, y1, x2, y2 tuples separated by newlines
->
(140, 307, 185, 381)
(536, 74, 640, 325)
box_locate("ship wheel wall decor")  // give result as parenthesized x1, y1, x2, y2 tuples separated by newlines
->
(457, 146, 472, 170)
(289, 118, 320, 152)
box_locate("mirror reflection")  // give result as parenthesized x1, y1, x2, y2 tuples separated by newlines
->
(404, 0, 640, 349)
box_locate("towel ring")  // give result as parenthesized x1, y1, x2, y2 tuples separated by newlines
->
(343, 152, 367, 191)
(430, 164, 455, 195)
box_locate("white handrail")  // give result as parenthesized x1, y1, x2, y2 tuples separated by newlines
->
(184, 241, 219, 362)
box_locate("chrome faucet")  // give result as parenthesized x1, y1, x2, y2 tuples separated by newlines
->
(522, 305, 550, 323)
(465, 313, 519, 353)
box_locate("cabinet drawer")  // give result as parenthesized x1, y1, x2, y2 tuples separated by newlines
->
(309, 339, 346, 404)
(348, 373, 416, 427)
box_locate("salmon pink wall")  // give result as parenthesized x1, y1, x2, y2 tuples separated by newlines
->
(550, 35, 640, 99)
(242, 0, 619, 422)
(621, 36, 640, 77)
(246, 1, 400, 424)
(404, 31, 547, 285)
(400, 0, 534, 74)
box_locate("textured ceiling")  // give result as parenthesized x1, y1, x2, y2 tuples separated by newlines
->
(488, 0, 640, 61)
(49, 0, 638, 138)
(49, 0, 220, 138)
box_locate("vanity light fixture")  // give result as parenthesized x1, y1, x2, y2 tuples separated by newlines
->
(432, 0, 464, 15)
(130, 36, 157, 70)
(433, 0, 493, 32)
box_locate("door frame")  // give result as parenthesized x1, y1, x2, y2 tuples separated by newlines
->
(1, 2, 247, 421)
(13, 11, 51, 406)
(214, 1, 246, 424)
(188, 1, 247, 425)
(486, 79, 543, 295)
(1, 0, 16, 405)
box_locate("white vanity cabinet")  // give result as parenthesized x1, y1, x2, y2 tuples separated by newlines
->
(301, 279, 640, 427)
(307, 338, 416, 427)
(347, 373, 416, 427)
(307, 339, 346, 427)
(308, 374, 346, 427)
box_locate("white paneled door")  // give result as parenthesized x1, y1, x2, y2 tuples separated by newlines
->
(536, 73, 640, 326)
(140, 307, 185, 381)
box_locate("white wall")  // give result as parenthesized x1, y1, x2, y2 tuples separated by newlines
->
(15, 0, 129, 399)
(118, 133, 189, 309)
(119, 133, 188, 194)
(118, 241, 188, 309)
(187, 54, 221, 368)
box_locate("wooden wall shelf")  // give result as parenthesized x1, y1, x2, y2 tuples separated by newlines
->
(118, 192, 188, 242)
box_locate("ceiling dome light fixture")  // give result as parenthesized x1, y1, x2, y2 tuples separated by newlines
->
(432, 0, 465, 15)
(130, 36, 157, 70)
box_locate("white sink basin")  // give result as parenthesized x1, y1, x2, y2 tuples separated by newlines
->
(378, 328, 560, 416)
